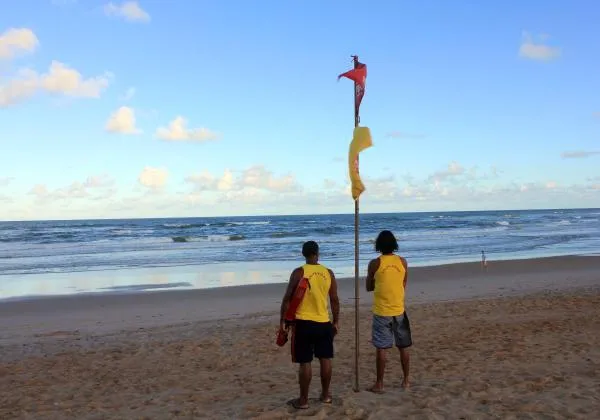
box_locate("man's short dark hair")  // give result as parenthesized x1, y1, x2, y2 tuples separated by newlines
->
(375, 230, 399, 254)
(302, 241, 319, 258)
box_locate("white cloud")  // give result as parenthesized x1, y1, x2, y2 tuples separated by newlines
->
(119, 87, 136, 101)
(155, 116, 220, 143)
(428, 161, 465, 182)
(29, 182, 87, 200)
(138, 166, 168, 190)
(0, 69, 39, 106)
(184, 171, 217, 191)
(0, 61, 111, 107)
(218, 188, 271, 205)
(40, 61, 110, 97)
(27, 174, 116, 203)
(217, 169, 234, 191)
(318, 162, 502, 205)
(241, 165, 298, 192)
(104, 1, 151, 23)
(105, 106, 141, 134)
(0, 28, 38, 60)
(561, 150, 600, 159)
(185, 165, 300, 194)
(363, 175, 399, 200)
(519, 32, 561, 61)
(28, 184, 48, 197)
(83, 174, 115, 188)
(8, 171, 599, 220)
(0, 177, 14, 187)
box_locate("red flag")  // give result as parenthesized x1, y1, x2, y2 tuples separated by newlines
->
(338, 61, 367, 113)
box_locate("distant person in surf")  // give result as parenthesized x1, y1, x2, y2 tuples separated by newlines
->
(366, 230, 412, 392)
(481, 250, 488, 271)
(279, 241, 340, 409)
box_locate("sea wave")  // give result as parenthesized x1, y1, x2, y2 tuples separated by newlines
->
(111, 229, 133, 235)
(228, 221, 270, 226)
(315, 226, 345, 235)
(170, 234, 246, 243)
(269, 231, 304, 238)
(1, 209, 599, 277)
(162, 223, 206, 229)
(163, 221, 269, 229)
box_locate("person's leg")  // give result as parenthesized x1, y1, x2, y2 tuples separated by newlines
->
(393, 313, 413, 388)
(291, 321, 313, 409)
(298, 362, 312, 407)
(314, 322, 334, 402)
(373, 347, 387, 391)
(318, 358, 332, 402)
(370, 315, 393, 393)
(398, 347, 410, 388)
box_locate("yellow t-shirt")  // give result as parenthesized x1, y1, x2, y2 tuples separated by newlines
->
(295, 263, 332, 323)
(372, 254, 406, 316)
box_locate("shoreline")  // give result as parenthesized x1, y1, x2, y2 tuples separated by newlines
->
(1, 252, 598, 303)
(2, 253, 598, 301)
(1, 255, 599, 345)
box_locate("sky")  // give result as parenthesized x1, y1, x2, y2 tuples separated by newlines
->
(0, 0, 599, 221)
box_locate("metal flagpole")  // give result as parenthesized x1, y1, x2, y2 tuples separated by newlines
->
(351, 54, 360, 393)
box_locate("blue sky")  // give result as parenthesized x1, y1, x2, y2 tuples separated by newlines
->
(0, 0, 599, 220)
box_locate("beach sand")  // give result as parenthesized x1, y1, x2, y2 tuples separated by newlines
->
(1, 256, 599, 419)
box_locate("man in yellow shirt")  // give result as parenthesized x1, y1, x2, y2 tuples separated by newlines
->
(366, 230, 412, 392)
(279, 241, 340, 409)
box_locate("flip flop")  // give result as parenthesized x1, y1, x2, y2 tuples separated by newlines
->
(289, 399, 309, 410)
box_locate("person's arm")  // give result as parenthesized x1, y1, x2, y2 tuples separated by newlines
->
(400, 256, 408, 289)
(365, 259, 379, 292)
(279, 268, 301, 331)
(328, 269, 340, 334)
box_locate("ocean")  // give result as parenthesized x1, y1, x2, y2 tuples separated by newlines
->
(1, 208, 599, 299)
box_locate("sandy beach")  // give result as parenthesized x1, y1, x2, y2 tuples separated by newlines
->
(1, 256, 599, 419)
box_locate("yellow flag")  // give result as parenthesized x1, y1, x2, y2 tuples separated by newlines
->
(348, 126, 373, 200)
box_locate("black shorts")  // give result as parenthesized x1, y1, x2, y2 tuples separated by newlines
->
(291, 320, 334, 363)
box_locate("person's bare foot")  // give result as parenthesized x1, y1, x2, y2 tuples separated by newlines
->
(367, 384, 385, 394)
(401, 379, 410, 389)
(290, 398, 309, 409)
(320, 393, 332, 404)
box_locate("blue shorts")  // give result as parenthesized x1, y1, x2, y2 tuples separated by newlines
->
(372, 312, 412, 349)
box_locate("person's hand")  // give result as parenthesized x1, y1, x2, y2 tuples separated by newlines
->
(332, 322, 339, 336)
(279, 321, 288, 333)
